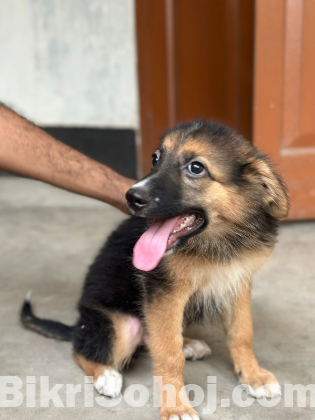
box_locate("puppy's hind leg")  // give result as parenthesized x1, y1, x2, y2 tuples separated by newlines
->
(72, 307, 143, 398)
(73, 353, 123, 398)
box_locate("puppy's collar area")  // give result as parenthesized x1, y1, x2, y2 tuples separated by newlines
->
(133, 212, 205, 272)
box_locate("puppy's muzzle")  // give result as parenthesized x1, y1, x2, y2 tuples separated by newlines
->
(126, 188, 149, 212)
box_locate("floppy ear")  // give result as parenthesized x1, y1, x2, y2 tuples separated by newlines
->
(243, 156, 290, 220)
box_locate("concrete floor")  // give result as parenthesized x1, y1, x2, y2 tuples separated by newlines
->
(0, 178, 314, 420)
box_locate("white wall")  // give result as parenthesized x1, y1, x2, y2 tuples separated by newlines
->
(0, 0, 139, 128)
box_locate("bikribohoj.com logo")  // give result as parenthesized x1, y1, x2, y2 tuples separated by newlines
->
(1, 376, 315, 412)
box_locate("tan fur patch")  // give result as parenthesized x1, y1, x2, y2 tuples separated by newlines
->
(72, 352, 116, 382)
(162, 134, 178, 150)
(245, 158, 289, 219)
(164, 248, 270, 311)
(201, 182, 248, 225)
(221, 284, 258, 373)
(110, 312, 143, 370)
(95, 307, 143, 370)
(220, 285, 280, 394)
(144, 281, 196, 415)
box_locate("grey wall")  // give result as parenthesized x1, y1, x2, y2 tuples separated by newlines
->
(0, 0, 139, 128)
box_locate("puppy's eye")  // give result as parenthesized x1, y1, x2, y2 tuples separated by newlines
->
(188, 161, 205, 175)
(152, 151, 160, 167)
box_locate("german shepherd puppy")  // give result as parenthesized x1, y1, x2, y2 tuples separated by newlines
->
(22, 121, 289, 420)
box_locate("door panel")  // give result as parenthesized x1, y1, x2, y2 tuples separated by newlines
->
(136, 0, 254, 175)
(135, 0, 169, 175)
(254, 0, 315, 219)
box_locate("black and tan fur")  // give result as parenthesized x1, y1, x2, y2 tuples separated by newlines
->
(21, 121, 289, 420)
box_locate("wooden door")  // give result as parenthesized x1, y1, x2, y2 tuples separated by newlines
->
(254, 0, 315, 220)
(136, 0, 254, 174)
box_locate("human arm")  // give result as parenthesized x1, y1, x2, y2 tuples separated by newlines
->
(0, 104, 135, 213)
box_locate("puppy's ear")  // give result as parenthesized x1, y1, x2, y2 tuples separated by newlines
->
(243, 156, 289, 220)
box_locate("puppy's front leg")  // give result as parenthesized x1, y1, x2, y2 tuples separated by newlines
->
(222, 283, 281, 398)
(145, 292, 199, 420)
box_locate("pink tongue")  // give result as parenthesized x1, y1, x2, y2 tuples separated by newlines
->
(133, 217, 179, 271)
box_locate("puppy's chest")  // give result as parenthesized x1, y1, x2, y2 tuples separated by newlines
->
(181, 262, 249, 324)
(192, 261, 250, 300)
(174, 253, 268, 320)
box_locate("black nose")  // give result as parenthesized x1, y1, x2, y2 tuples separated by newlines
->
(126, 188, 149, 211)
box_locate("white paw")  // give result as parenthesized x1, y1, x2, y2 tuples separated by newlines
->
(169, 414, 200, 420)
(182, 415, 200, 420)
(94, 369, 123, 398)
(183, 339, 211, 361)
(242, 382, 282, 399)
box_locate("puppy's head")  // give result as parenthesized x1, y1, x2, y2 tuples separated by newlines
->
(126, 120, 289, 271)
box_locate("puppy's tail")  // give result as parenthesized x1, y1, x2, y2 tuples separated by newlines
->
(21, 291, 73, 341)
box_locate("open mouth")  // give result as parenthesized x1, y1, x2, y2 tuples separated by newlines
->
(133, 212, 205, 272)
(167, 213, 204, 250)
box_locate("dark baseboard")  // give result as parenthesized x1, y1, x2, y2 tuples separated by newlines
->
(0, 127, 137, 179)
